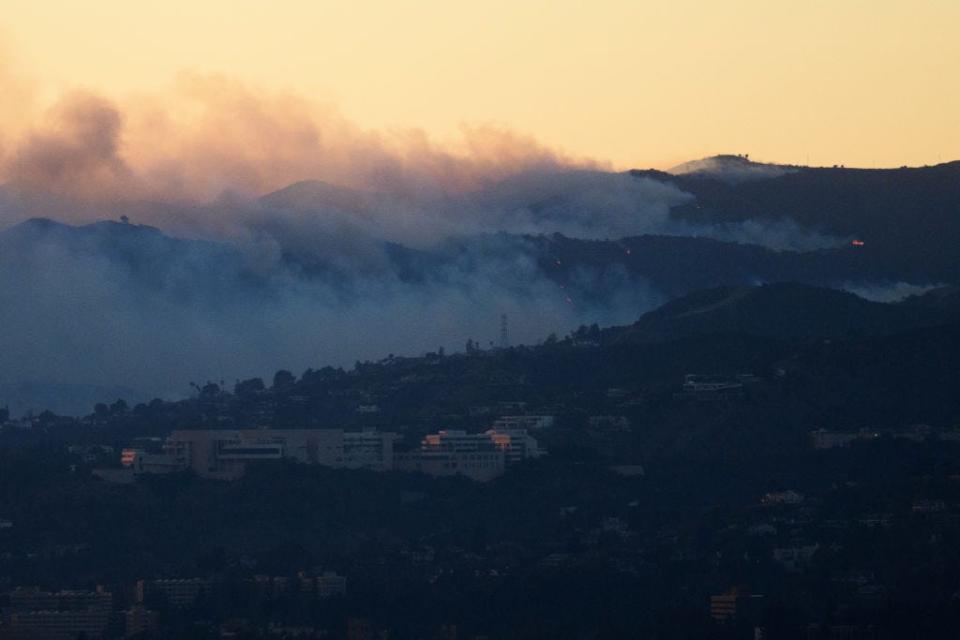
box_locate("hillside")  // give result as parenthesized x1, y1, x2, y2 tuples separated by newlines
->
(13, 282, 960, 458)
(611, 282, 957, 344)
(635, 158, 960, 282)
(3, 159, 960, 405)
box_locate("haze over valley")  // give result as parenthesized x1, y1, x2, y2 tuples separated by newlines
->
(3, 150, 958, 412)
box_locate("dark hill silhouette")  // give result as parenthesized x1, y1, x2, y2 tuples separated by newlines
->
(902, 284, 960, 314)
(633, 157, 960, 283)
(609, 282, 958, 344)
(531, 233, 903, 298)
(782, 320, 960, 428)
(0, 217, 943, 309)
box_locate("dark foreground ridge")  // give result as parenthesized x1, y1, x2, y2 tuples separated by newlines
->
(3, 283, 960, 638)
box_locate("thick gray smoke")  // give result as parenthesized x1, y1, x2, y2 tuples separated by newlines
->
(0, 217, 664, 413)
(0, 77, 842, 248)
(0, 78, 851, 414)
(839, 281, 945, 303)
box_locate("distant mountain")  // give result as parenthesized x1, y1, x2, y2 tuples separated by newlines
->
(0, 216, 943, 307)
(4, 156, 960, 411)
(0, 217, 258, 303)
(258, 179, 369, 214)
(668, 154, 798, 182)
(0, 217, 234, 267)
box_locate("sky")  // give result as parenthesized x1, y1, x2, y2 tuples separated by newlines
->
(2, 0, 959, 172)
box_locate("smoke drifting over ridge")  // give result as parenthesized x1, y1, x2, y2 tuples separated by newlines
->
(0, 70, 850, 251)
(0, 76, 672, 241)
(0, 217, 666, 411)
(0, 72, 856, 412)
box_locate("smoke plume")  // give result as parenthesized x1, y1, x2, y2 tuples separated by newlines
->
(0, 71, 856, 413)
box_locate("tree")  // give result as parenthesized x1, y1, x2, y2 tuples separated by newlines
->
(200, 382, 220, 398)
(273, 370, 296, 389)
(234, 377, 265, 398)
(110, 398, 129, 414)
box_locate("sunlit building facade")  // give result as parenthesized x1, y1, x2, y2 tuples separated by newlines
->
(394, 428, 543, 481)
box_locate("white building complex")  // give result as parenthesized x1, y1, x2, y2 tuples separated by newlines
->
(119, 426, 543, 482)
(394, 428, 544, 482)
(124, 429, 399, 480)
(490, 415, 555, 430)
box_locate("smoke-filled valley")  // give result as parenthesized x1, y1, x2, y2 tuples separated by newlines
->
(3, 153, 960, 414)
(2, 82, 959, 413)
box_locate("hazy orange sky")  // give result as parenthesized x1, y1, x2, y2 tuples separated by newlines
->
(2, 0, 959, 170)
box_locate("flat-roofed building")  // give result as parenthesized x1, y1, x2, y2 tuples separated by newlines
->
(491, 415, 554, 430)
(809, 429, 879, 450)
(395, 428, 542, 481)
(120, 448, 142, 467)
(6, 609, 113, 640)
(128, 451, 184, 475)
(421, 430, 494, 453)
(124, 605, 159, 637)
(137, 578, 213, 609)
(316, 571, 347, 598)
(157, 429, 399, 480)
(394, 448, 506, 482)
(709, 588, 764, 622)
(5, 586, 113, 640)
(485, 428, 544, 464)
(396, 429, 505, 481)
(9, 586, 112, 614)
(342, 429, 398, 471)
